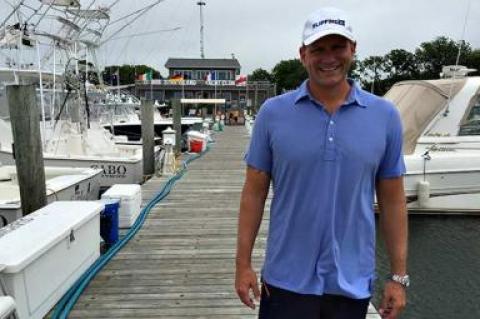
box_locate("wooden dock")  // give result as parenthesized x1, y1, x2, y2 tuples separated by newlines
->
(71, 126, 381, 318)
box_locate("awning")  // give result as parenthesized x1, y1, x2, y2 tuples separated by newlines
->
(384, 79, 466, 154)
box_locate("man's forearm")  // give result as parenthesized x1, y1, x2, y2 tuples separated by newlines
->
(236, 189, 267, 267)
(377, 177, 408, 275)
(379, 205, 408, 274)
(236, 169, 270, 268)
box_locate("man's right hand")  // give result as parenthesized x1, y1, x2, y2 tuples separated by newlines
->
(235, 265, 260, 309)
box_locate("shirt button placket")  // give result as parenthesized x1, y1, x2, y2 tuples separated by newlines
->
(324, 116, 336, 161)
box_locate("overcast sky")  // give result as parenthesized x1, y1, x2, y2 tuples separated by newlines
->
(94, 0, 480, 75)
(99, 0, 480, 76)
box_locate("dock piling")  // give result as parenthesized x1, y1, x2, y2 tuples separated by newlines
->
(141, 98, 155, 177)
(6, 84, 47, 215)
(172, 99, 182, 156)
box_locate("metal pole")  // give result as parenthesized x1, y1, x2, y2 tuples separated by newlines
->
(197, 1, 206, 59)
(36, 39, 46, 146)
(254, 82, 258, 112)
(51, 41, 56, 128)
(7, 84, 47, 215)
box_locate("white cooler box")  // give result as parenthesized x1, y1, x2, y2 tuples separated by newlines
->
(101, 184, 142, 228)
(0, 201, 102, 319)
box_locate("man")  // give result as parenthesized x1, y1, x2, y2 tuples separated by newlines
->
(235, 7, 408, 319)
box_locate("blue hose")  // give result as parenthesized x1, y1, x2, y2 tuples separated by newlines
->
(51, 146, 210, 319)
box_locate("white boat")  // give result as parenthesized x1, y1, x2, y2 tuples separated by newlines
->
(0, 2, 165, 188)
(0, 165, 102, 226)
(0, 117, 162, 189)
(385, 66, 480, 213)
(99, 99, 204, 143)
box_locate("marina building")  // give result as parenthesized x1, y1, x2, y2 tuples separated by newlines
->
(134, 58, 276, 117)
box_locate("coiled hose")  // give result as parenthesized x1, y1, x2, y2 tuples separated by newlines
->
(51, 145, 210, 319)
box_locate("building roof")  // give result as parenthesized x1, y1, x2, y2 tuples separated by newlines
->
(165, 58, 241, 70)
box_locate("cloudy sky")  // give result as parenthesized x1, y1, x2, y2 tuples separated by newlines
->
(0, 0, 480, 75)
(98, 0, 480, 76)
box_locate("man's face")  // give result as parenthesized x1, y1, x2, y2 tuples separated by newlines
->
(300, 34, 356, 89)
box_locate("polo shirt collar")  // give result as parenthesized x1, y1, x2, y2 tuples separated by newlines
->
(294, 79, 368, 108)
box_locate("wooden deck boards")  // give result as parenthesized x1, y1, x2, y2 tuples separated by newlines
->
(72, 126, 380, 318)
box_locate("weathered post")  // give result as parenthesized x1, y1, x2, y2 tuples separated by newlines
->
(6, 84, 47, 215)
(141, 98, 155, 177)
(172, 99, 182, 155)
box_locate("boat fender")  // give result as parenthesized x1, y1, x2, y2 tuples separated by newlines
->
(417, 180, 430, 208)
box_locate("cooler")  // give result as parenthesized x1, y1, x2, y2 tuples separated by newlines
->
(0, 201, 102, 319)
(99, 199, 120, 248)
(186, 131, 208, 153)
(101, 184, 142, 228)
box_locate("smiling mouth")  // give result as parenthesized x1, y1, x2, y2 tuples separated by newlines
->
(319, 66, 340, 71)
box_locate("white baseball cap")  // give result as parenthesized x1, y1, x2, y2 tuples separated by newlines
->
(302, 7, 355, 46)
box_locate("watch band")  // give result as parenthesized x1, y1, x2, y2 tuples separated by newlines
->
(387, 274, 410, 288)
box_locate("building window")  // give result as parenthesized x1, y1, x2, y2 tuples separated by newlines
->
(217, 71, 226, 80)
(222, 92, 231, 101)
(182, 71, 192, 80)
(195, 70, 209, 80)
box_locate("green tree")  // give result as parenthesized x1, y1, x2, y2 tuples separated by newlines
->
(103, 64, 162, 85)
(465, 49, 480, 76)
(384, 49, 419, 79)
(271, 59, 308, 94)
(357, 56, 388, 94)
(348, 56, 361, 80)
(248, 68, 273, 82)
(415, 36, 472, 79)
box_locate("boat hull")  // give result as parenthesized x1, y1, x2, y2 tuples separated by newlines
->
(0, 148, 161, 189)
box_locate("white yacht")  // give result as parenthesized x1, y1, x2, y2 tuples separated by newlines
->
(385, 66, 480, 213)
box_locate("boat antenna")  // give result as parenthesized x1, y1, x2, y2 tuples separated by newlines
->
(197, 1, 206, 58)
(443, 0, 472, 117)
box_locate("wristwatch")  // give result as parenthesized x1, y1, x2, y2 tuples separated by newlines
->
(387, 274, 410, 288)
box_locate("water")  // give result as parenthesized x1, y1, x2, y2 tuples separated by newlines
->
(373, 215, 480, 319)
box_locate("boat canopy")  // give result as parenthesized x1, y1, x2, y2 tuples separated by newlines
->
(384, 79, 466, 154)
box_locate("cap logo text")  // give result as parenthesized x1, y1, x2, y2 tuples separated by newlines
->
(312, 19, 345, 29)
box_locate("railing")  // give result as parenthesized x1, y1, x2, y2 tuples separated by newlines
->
(136, 79, 274, 89)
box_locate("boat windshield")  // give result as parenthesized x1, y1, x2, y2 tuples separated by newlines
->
(459, 97, 480, 136)
(384, 79, 466, 154)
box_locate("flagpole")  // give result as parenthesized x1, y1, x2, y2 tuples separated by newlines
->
(214, 70, 217, 99)
(150, 68, 153, 100)
(246, 78, 249, 113)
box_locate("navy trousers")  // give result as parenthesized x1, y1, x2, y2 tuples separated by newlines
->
(258, 281, 370, 319)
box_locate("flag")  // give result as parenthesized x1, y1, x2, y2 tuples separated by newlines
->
(146, 69, 153, 81)
(206, 71, 216, 81)
(136, 70, 153, 81)
(235, 74, 247, 86)
(170, 74, 183, 80)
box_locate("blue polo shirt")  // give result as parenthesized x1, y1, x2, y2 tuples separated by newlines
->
(245, 80, 405, 299)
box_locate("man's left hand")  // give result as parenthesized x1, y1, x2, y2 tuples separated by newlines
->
(378, 281, 406, 319)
